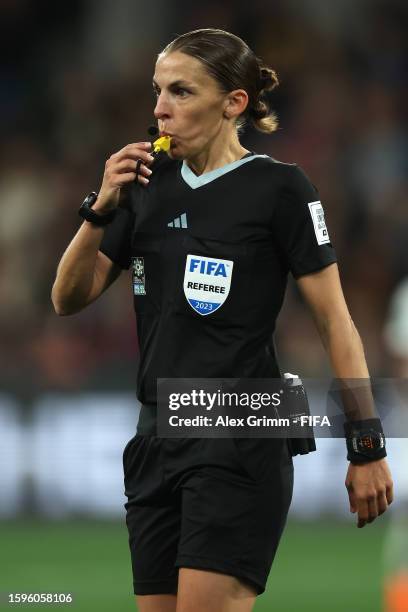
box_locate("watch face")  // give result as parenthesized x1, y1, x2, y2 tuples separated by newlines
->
(356, 431, 383, 454)
(83, 192, 98, 207)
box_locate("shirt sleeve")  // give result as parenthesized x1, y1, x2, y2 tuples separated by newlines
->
(99, 205, 133, 270)
(273, 164, 337, 279)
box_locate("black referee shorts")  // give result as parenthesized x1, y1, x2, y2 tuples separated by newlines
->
(123, 435, 293, 596)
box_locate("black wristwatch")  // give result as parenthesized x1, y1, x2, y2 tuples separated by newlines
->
(344, 420, 387, 464)
(78, 192, 117, 226)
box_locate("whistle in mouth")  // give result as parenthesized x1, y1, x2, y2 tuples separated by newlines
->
(152, 135, 172, 154)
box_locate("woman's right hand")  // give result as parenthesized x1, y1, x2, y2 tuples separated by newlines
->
(95, 142, 154, 213)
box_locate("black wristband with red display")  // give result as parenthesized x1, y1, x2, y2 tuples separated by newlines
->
(344, 418, 387, 464)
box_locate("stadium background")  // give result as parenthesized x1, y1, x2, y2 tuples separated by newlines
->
(1, 1, 407, 610)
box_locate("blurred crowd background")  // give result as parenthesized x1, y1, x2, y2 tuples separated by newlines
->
(1, 0, 407, 391)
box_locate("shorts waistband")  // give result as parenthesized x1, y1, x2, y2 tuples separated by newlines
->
(137, 404, 157, 436)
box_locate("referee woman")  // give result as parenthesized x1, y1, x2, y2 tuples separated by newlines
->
(52, 28, 393, 612)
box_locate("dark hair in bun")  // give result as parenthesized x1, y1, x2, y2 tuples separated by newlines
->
(248, 66, 279, 132)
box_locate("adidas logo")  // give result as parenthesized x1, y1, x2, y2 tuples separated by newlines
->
(168, 213, 188, 228)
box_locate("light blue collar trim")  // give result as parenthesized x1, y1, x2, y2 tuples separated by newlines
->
(181, 154, 268, 189)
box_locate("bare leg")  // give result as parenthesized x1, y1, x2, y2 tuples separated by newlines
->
(176, 568, 257, 612)
(136, 594, 177, 612)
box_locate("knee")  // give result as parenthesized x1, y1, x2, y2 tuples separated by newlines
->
(176, 568, 256, 612)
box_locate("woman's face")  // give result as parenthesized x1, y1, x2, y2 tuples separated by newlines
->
(153, 51, 235, 159)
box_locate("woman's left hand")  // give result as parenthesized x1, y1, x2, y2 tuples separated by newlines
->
(345, 458, 394, 528)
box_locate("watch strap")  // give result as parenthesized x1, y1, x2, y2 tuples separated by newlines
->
(344, 418, 387, 464)
(78, 192, 117, 226)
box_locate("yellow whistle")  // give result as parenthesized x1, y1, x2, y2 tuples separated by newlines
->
(153, 135, 172, 154)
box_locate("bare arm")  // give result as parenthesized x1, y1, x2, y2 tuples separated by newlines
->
(51, 222, 122, 315)
(51, 141, 154, 315)
(297, 263, 369, 379)
(297, 263, 394, 527)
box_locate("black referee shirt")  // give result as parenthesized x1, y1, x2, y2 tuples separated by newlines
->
(99, 152, 337, 418)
